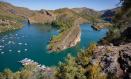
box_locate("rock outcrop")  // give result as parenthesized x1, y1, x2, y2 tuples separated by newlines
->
(91, 43, 131, 79)
(48, 20, 81, 52)
(46, 7, 103, 52)
(0, 19, 22, 33)
(28, 10, 56, 24)
(92, 22, 112, 30)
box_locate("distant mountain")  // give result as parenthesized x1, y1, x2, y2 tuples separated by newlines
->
(72, 7, 100, 16)
(100, 7, 121, 14)
(0, 1, 101, 26)
(99, 7, 121, 22)
(0, 1, 33, 17)
(28, 7, 101, 26)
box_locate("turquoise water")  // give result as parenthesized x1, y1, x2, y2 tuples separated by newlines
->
(0, 23, 108, 71)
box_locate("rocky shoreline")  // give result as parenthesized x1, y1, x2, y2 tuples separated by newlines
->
(92, 22, 112, 30)
(0, 19, 23, 33)
(48, 20, 81, 52)
(28, 10, 56, 24)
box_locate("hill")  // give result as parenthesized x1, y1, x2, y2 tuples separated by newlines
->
(0, 1, 107, 52)
(0, 1, 113, 52)
(0, 1, 35, 33)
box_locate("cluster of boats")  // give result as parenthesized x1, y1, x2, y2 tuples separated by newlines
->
(0, 33, 28, 54)
(19, 58, 52, 72)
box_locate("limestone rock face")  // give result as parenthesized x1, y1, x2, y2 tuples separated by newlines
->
(118, 46, 131, 79)
(48, 23, 81, 52)
(48, 18, 82, 52)
(28, 10, 56, 24)
(91, 43, 131, 79)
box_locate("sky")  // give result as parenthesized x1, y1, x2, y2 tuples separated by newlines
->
(1, 0, 120, 11)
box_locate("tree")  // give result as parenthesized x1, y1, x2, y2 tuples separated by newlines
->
(120, 0, 131, 10)
(89, 63, 107, 79)
(3, 69, 14, 79)
(13, 72, 20, 79)
(0, 72, 5, 79)
(20, 69, 33, 79)
(56, 54, 86, 79)
(76, 43, 96, 67)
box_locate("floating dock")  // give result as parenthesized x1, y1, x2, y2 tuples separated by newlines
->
(18, 58, 52, 72)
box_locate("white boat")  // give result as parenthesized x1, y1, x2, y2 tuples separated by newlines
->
(41, 65, 46, 69)
(18, 58, 49, 71)
(18, 43, 22, 45)
(17, 50, 21, 53)
(1, 52, 4, 54)
(24, 49, 28, 51)
(9, 50, 12, 52)
(8, 41, 12, 44)
(24, 43, 28, 45)
(0, 46, 4, 48)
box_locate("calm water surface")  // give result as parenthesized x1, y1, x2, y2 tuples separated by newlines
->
(0, 23, 108, 71)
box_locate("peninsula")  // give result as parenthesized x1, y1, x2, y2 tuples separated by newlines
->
(0, 2, 112, 52)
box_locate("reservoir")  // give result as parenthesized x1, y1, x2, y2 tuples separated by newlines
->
(0, 22, 108, 71)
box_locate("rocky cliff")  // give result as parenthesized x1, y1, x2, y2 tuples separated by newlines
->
(0, 1, 34, 33)
(91, 43, 131, 79)
(94, 1, 131, 78)
(92, 22, 112, 30)
(48, 20, 81, 52)
(28, 10, 56, 24)
(0, 19, 22, 33)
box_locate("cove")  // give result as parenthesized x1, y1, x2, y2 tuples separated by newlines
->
(0, 22, 108, 71)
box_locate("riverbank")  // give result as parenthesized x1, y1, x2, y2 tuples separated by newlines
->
(0, 1, 34, 33)
(0, 19, 23, 33)
(92, 22, 112, 30)
(48, 23, 81, 52)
